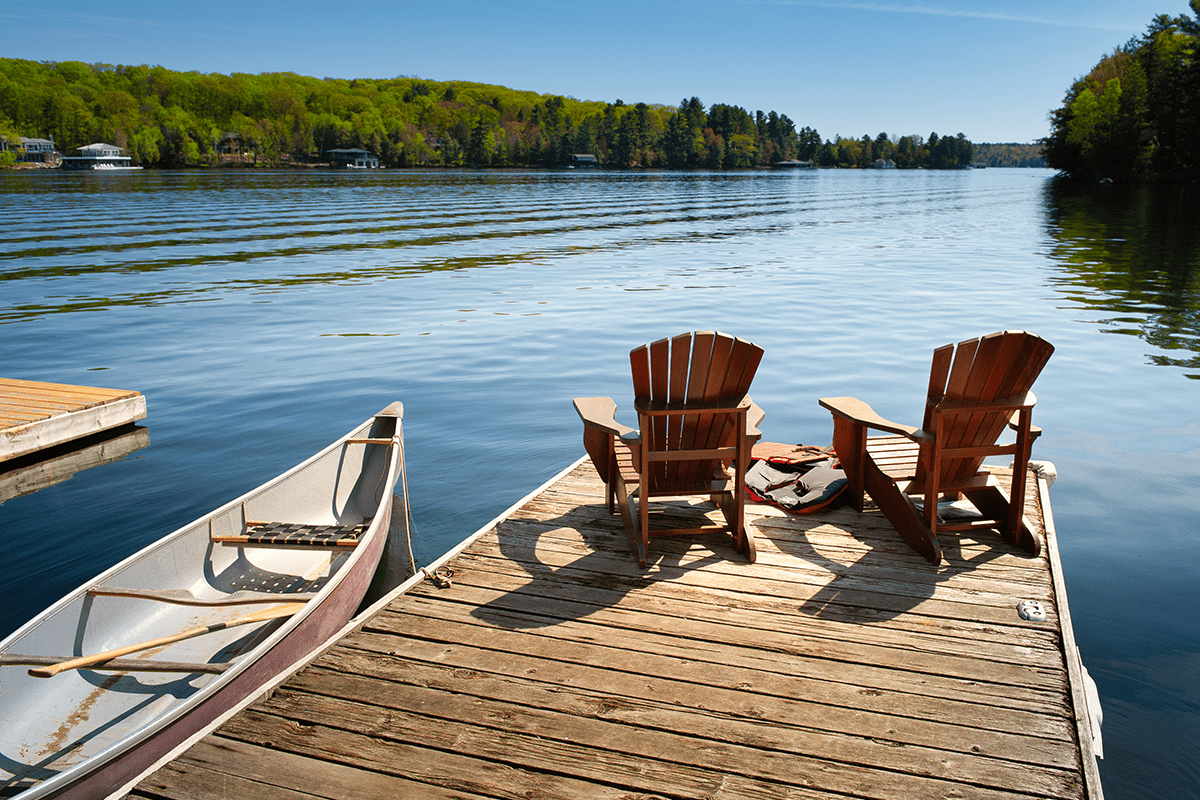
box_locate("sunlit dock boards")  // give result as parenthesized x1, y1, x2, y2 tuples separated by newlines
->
(0, 378, 146, 464)
(127, 457, 1103, 800)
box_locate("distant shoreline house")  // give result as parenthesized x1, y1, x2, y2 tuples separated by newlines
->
(1, 136, 59, 164)
(215, 132, 257, 164)
(570, 154, 598, 169)
(774, 159, 814, 169)
(19, 137, 58, 163)
(326, 148, 380, 169)
(60, 143, 137, 170)
(870, 158, 897, 169)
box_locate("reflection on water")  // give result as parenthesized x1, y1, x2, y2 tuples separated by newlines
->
(0, 426, 149, 503)
(1043, 180, 1200, 376)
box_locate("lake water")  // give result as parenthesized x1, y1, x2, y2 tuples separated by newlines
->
(2, 168, 1198, 798)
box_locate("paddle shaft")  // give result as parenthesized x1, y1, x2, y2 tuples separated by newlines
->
(29, 602, 306, 678)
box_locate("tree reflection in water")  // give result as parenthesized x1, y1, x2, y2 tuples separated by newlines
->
(1043, 179, 1200, 376)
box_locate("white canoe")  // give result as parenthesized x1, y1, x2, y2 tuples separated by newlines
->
(0, 402, 405, 799)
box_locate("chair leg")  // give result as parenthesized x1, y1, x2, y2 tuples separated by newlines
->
(963, 486, 1041, 557)
(716, 488, 755, 564)
(1010, 408, 1034, 543)
(637, 472, 651, 568)
(606, 436, 620, 514)
(740, 517, 757, 564)
(863, 460, 942, 565)
(830, 416, 867, 512)
(628, 494, 647, 568)
(613, 470, 645, 567)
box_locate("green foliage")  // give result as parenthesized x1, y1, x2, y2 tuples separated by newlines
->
(0, 58, 975, 170)
(972, 143, 1046, 167)
(1045, 5, 1200, 181)
(811, 131, 973, 169)
(1, 113, 24, 165)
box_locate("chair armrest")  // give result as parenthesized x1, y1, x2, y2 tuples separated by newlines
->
(1007, 410, 1042, 440)
(746, 397, 765, 441)
(819, 396, 924, 439)
(573, 397, 636, 439)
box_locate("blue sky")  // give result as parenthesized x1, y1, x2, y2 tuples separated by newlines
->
(1, 0, 1190, 143)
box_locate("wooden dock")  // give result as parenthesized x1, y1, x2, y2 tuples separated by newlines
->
(126, 456, 1103, 800)
(0, 378, 146, 464)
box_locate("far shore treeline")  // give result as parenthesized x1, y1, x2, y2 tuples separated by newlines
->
(1045, 0, 1200, 181)
(1, 58, 980, 170)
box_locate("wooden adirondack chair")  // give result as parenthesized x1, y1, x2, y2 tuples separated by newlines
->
(574, 331, 765, 568)
(819, 330, 1054, 564)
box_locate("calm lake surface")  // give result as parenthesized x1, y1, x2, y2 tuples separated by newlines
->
(2, 168, 1198, 798)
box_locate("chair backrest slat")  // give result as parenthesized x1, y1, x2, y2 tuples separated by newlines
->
(921, 344, 956, 432)
(679, 331, 717, 487)
(666, 332, 694, 486)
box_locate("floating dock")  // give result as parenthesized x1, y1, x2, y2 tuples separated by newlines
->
(125, 456, 1103, 800)
(0, 378, 146, 464)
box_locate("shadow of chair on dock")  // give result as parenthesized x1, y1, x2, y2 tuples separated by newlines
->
(471, 497, 729, 631)
(750, 506, 1018, 623)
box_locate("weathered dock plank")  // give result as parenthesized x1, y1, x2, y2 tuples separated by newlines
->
(0, 378, 146, 463)
(126, 457, 1102, 800)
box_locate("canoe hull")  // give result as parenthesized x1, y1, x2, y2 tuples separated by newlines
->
(46, 497, 389, 800)
(0, 403, 404, 800)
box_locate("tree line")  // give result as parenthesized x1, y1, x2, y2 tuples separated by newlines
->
(810, 131, 973, 169)
(972, 143, 1045, 168)
(1044, 0, 1200, 181)
(1, 58, 973, 170)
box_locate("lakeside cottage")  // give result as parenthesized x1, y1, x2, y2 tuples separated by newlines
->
(215, 132, 258, 163)
(1, 136, 58, 164)
(774, 159, 814, 169)
(18, 137, 57, 163)
(570, 154, 599, 168)
(871, 158, 897, 169)
(60, 143, 136, 171)
(326, 148, 380, 168)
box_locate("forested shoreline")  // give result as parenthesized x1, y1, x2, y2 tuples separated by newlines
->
(972, 143, 1045, 168)
(1, 58, 975, 170)
(1044, 0, 1200, 181)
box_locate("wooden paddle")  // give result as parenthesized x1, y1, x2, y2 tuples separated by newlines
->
(28, 602, 306, 678)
